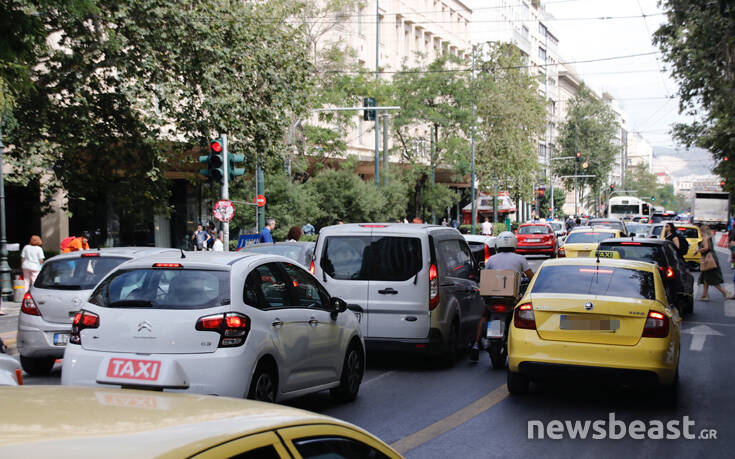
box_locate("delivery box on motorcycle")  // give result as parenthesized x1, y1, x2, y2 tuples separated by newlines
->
(480, 269, 520, 297)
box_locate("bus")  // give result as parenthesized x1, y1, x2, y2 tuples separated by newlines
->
(608, 196, 650, 220)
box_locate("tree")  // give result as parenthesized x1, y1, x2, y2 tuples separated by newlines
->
(473, 42, 547, 214)
(622, 164, 689, 212)
(654, 1, 735, 192)
(553, 84, 620, 207)
(6, 0, 312, 219)
(537, 187, 565, 218)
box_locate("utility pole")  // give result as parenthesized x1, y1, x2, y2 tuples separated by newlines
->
(221, 134, 229, 251)
(0, 119, 10, 300)
(374, 0, 380, 185)
(256, 164, 264, 232)
(470, 47, 477, 235)
(493, 171, 498, 225)
(382, 114, 389, 186)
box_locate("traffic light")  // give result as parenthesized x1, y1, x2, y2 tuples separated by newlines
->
(721, 180, 726, 187)
(536, 187, 545, 198)
(363, 97, 376, 121)
(651, 196, 655, 201)
(725, 156, 729, 161)
(228, 153, 245, 181)
(609, 184, 615, 192)
(575, 151, 582, 163)
(199, 138, 225, 182)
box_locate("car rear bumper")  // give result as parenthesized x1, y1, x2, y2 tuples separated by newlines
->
(508, 328, 678, 385)
(365, 328, 445, 354)
(17, 314, 70, 358)
(61, 344, 256, 398)
(516, 246, 555, 254)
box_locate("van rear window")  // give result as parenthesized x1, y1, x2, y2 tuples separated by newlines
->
(531, 265, 655, 300)
(321, 236, 422, 281)
(89, 269, 230, 309)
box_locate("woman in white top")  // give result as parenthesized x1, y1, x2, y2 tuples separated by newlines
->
(212, 232, 224, 252)
(21, 235, 45, 291)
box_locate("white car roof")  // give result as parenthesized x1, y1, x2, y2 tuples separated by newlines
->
(318, 223, 459, 236)
(46, 247, 178, 262)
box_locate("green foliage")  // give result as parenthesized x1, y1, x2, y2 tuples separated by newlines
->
(553, 84, 620, 200)
(654, 2, 735, 185)
(621, 164, 689, 212)
(537, 187, 566, 218)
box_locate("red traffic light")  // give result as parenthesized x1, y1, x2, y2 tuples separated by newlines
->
(575, 151, 582, 158)
(725, 156, 729, 161)
(210, 140, 223, 153)
(721, 181, 726, 186)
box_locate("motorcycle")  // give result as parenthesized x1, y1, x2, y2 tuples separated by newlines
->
(482, 276, 530, 369)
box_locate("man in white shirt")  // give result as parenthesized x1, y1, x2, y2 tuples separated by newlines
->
(481, 217, 493, 236)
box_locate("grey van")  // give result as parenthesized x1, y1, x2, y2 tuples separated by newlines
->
(313, 224, 484, 366)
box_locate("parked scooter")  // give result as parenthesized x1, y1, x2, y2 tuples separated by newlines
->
(482, 277, 529, 369)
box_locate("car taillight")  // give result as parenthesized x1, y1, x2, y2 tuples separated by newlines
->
(558, 247, 565, 257)
(491, 304, 509, 313)
(429, 264, 439, 310)
(21, 292, 41, 316)
(309, 260, 315, 274)
(196, 312, 250, 347)
(484, 244, 490, 264)
(642, 310, 669, 338)
(69, 310, 99, 345)
(513, 302, 536, 329)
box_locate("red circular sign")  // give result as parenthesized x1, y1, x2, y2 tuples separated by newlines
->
(253, 195, 266, 207)
(213, 199, 235, 222)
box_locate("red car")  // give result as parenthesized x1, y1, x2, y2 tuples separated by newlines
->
(516, 222, 557, 257)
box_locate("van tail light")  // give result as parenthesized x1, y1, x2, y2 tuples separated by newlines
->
(196, 312, 250, 347)
(309, 260, 315, 274)
(484, 244, 490, 264)
(69, 310, 99, 345)
(429, 264, 440, 310)
(642, 310, 669, 338)
(491, 304, 509, 313)
(513, 303, 536, 330)
(21, 292, 41, 316)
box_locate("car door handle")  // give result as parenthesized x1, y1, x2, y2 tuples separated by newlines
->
(378, 288, 398, 295)
(309, 317, 319, 327)
(272, 319, 283, 328)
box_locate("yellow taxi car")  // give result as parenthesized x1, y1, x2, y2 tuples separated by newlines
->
(559, 228, 622, 257)
(0, 386, 402, 459)
(660, 223, 702, 268)
(507, 257, 681, 400)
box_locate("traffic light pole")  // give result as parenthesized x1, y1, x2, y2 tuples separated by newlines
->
(221, 134, 229, 251)
(0, 120, 11, 300)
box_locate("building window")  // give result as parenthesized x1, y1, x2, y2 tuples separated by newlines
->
(522, 25, 529, 37)
(539, 23, 547, 38)
(538, 46, 546, 61)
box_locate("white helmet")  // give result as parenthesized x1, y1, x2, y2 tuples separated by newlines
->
(495, 231, 517, 250)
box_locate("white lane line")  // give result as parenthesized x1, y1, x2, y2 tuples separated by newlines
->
(725, 300, 735, 317)
(362, 371, 396, 386)
(682, 324, 724, 351)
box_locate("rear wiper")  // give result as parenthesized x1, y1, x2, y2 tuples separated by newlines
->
(44, 284, 83, 290)
(106, 300, 155, 308)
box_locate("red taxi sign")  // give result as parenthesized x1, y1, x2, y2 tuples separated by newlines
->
(106, 358, 161, 381)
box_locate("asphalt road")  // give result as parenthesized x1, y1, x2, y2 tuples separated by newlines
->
(3, 253, 734, 457)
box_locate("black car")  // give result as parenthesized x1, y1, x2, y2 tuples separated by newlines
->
(596, 238, 694, 314)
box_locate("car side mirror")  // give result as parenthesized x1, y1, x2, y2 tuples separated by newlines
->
(330, 297, 348, 313)
(629, 232, 636, 237)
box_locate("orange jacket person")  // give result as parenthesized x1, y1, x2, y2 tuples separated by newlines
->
(62, 231, 91, 253)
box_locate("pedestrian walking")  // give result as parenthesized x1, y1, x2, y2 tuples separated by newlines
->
(441, 218, 448, 227)
(212, 231, 224, 252)
(696, 225, 731, 300)
(259, 218, 276, 243)
(192, 224, 211, 251)
(481, 217, 493, 236)
(287, 226, 302, 242)
(21, 235, 45, 292)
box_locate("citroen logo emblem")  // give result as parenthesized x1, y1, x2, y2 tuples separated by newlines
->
(584, 302, 594, 311)
(137, 321, 152, 332)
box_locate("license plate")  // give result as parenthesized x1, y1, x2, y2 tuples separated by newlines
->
(106, 358, 162, 381)
(486, 319, 505, 339)
(560, 315, 620, 331)
(577, 251, 589, 257)
(527, 238, 540, 242)
(53, 333, 69, 345)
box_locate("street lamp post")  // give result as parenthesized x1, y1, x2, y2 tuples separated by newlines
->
(0, 119, 12, 300)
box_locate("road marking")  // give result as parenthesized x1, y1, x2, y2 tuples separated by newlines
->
(681, 324, 724, 351)
(688, 320, 735, 328)
(390, 383, 508, 455)
(725, 299, 735, 317)
(362, 371, 395, 387)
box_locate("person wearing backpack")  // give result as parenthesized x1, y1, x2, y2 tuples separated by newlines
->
(664, 223, 688, 257)
(61, 231, 91, 253)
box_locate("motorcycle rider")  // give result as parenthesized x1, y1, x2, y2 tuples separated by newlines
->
(471, 231, 534, 361)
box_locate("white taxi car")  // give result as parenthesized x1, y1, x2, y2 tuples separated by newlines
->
(61, 251, 365, 403)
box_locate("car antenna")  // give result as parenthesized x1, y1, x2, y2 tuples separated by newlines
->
(180, 249, 186, 259)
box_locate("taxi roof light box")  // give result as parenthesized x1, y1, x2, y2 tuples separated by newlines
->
(480, 270, 520, 297)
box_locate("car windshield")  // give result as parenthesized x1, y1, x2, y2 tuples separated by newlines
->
(519, 225, 549, 234)
(532, 265, 656, 300)
(597, 243, 667, 266)
(550, 222, 563, 231)
(676, 227, 700, 239)
(626, 224, 648, 234)
(34, 256, 129, 290)
(89, 268, 230, 309)
(565, 231, 617, 244)
(589, 220, 624, 231)
(650, 226, 664, 237)
(243, 243, 313, 265)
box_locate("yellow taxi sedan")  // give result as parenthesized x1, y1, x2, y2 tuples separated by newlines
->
(0, 386, 402, 459)
(660, 224, 702, 268)
(559, 228, 622, 257)
(507, 257, 681, 400)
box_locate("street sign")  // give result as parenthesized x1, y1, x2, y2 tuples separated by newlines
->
(213, 199, 235, 222)
(253, 194, 266, 207)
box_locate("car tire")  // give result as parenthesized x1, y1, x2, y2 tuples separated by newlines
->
(507, 370, 529, 395)
(20, 356, 56, 376)
(248, 361, 277, 403)
(441, 321, 459, 368)
(658, 368, 679, 407)
(330, 342, 365, 403)
(488, 342, 505, 369)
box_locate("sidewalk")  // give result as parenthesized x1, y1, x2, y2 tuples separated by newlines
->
(0, 300, 21, 355)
